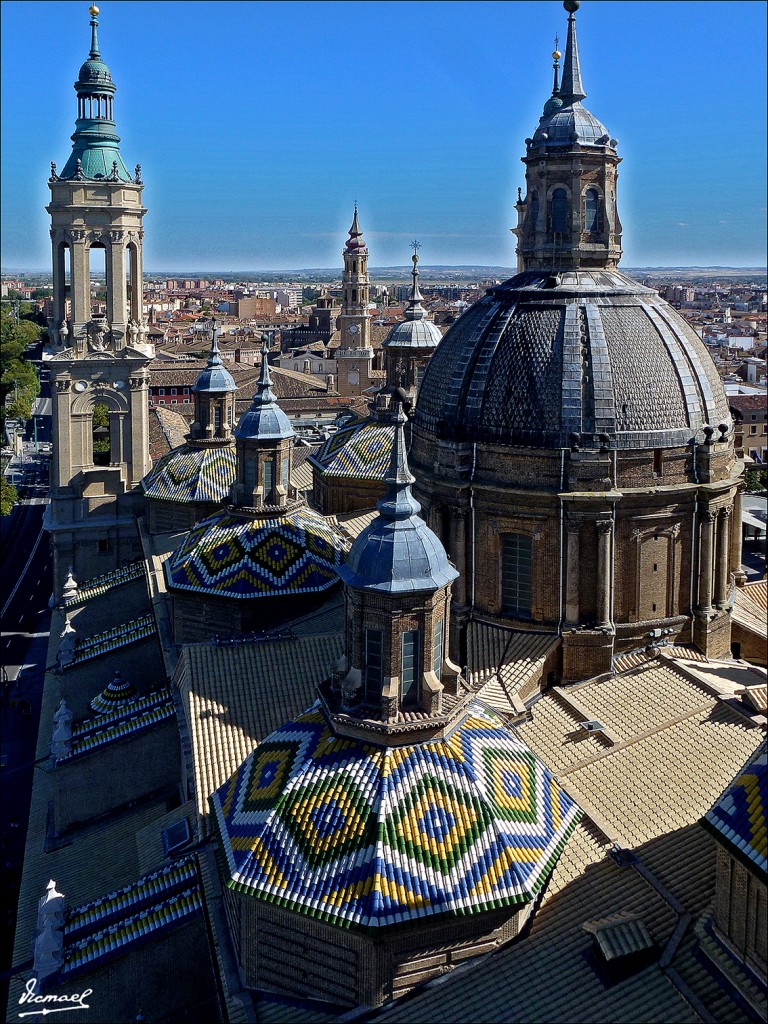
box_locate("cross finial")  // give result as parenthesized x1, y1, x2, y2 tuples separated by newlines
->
(410, 239, 421, 256)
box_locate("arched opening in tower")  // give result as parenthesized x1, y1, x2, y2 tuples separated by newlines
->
(89, 244, 106, 319)
(92, 401, 111, 466)
(126, 241, 140, 322)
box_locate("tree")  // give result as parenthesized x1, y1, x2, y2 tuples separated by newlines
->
(744, 468, 767, 492)
(1, 476, 18, 517)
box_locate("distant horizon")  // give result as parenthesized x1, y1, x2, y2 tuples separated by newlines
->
(2, 1, 766, 270)
(3, 264, 767, 279)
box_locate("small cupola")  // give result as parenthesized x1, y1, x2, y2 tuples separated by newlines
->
(322, 398, 464, 739)
(190, 320, 237, 442)
(232, 341, 295, 509)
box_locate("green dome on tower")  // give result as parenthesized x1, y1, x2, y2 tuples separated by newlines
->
(58, 5, 133, 183)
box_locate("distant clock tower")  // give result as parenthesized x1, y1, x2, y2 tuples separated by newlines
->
(335, 206, 375, 396)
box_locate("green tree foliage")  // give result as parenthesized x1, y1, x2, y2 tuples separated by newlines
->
(302, 287, 322, 306)
(1, 475, 18, 516)
(744, 468, 768, 492)
(1, 308, 41, 429)
(92, 402, 111, 453)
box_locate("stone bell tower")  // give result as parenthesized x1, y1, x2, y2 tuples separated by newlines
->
(335, 206, 375, 396)
(45, 5, 153, 593)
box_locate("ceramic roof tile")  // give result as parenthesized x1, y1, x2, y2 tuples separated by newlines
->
(210, 702, 581, 930)
(61, 855, 202, 978)
(310, 420, 395, 480)
(65, 614, 157, 668)
(166, 507, 345, 599)
(63, 561, 145, 607)
(703, 748, 767, 873)
(142, 443, 237, 504)
(57, 688, 175, 761)
(732, 583, 768, 639)
(176, 634, 344, 825)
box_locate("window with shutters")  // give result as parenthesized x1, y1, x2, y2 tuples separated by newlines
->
(364, 629, 383, 704)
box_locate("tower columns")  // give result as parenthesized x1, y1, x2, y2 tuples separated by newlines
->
(714, 506, 731, 610)
(565, 517, 581, 624)
(595, 518, 613, 629)
(697, 507, 715, 615)
(70, 235, 90, 332)
(107, 235, 128, 336)
(731, 488, 747, 587)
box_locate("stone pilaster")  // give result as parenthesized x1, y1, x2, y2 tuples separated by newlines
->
(714, 506, 731, 610)
(595, 518, 613, 629)
(697, 507, 715, 615)
(565, 517, 581, 624)
(731, 487, 747, 587)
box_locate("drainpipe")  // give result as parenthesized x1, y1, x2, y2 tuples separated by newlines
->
(557, 448, 566, 636)
(690, 494, 698, 644)
(470, 442, 478, 614)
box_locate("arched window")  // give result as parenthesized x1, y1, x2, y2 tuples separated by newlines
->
(352, 288, 357, 304)
(530, 191, 539, 231)
(551, 188, 568, 235)
(585, 188, 600, 233)
(501, 533, 532, 618)
(92, 402, 111, 466)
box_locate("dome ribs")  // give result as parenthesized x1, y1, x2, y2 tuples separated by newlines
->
(583, 303, 617, 439)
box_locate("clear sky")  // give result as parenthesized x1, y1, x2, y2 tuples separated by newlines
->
(1, 0, 766, 272)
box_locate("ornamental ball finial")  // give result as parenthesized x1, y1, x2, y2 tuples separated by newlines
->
(552, 49, 562, 60)
(89, 4, 100, 15)
(563, 0, 580, 13)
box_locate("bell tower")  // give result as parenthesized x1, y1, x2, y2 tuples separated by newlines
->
(512, 0, 622, 272)
(335, 206, 375, 396)
(45, 5, 153, 593)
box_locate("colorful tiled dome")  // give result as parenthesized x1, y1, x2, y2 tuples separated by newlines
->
(211, 702, 581, 930)
(310, 420, 395, 481)
(165, 506, 344, 599)
(141, 445, 237, 504)
(703, 750, 766, 874)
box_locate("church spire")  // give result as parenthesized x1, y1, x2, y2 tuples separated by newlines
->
(559, 0, 587, 104)
(403, 241, 426, 322)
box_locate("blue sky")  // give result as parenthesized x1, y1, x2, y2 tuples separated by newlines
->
(2, 0, 766, 271)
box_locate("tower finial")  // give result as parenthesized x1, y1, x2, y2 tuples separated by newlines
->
(404, 240, 425, 320)
(560, 0, 586, 104)
(552, 34, 561, 95)
(88, 4, 101, 59)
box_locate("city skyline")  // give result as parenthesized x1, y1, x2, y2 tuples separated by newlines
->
(1, 0, 766, 272)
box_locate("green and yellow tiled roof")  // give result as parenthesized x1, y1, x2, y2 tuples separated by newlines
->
(61, 856, 202, 978)
(141, 443, 237, 504)
(63, 561, 145, 607)
(703, 749, 766, 874)
(57, 688, 175, 762)
(309, 420, 395, 480)
(64, 614, 157, 669)
(165, 507, 344, 600)
(211, 702, 581, 930)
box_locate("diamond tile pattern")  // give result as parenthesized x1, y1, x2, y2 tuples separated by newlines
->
(211, 702, 581, 929)
(141, 444, 237, 504)
(166, 507, 344, 598)
(310, 420, 396, 480)
(703, 750, 766, 874)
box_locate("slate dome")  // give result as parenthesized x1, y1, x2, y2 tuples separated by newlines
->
(415, 268, 731, 450)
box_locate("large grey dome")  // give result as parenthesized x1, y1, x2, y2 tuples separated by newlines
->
(416, 269, 731, 450)
(532, 101, 610, 148)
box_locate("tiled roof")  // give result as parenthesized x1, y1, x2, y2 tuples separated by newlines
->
(310, 419, 395, 480)
(612, 644, 709, 673)
(149, 406, 191, 460)
(333, 509, 378, 542)
(165, 507, 344, 599)
(61, 855, 202, 978)
(176, 634, 344, 824)
(211, 702, 581, 930)
(141, 443, 237, 504)
(467, 621, 558, 711)
(56, 688, 175, 762)
(90, 671, 137, 715)
(64, 614, 157, 668)
(703, 749, 766, 873)
(732, 581, 768, 640)
(63, 561, 145, 607)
